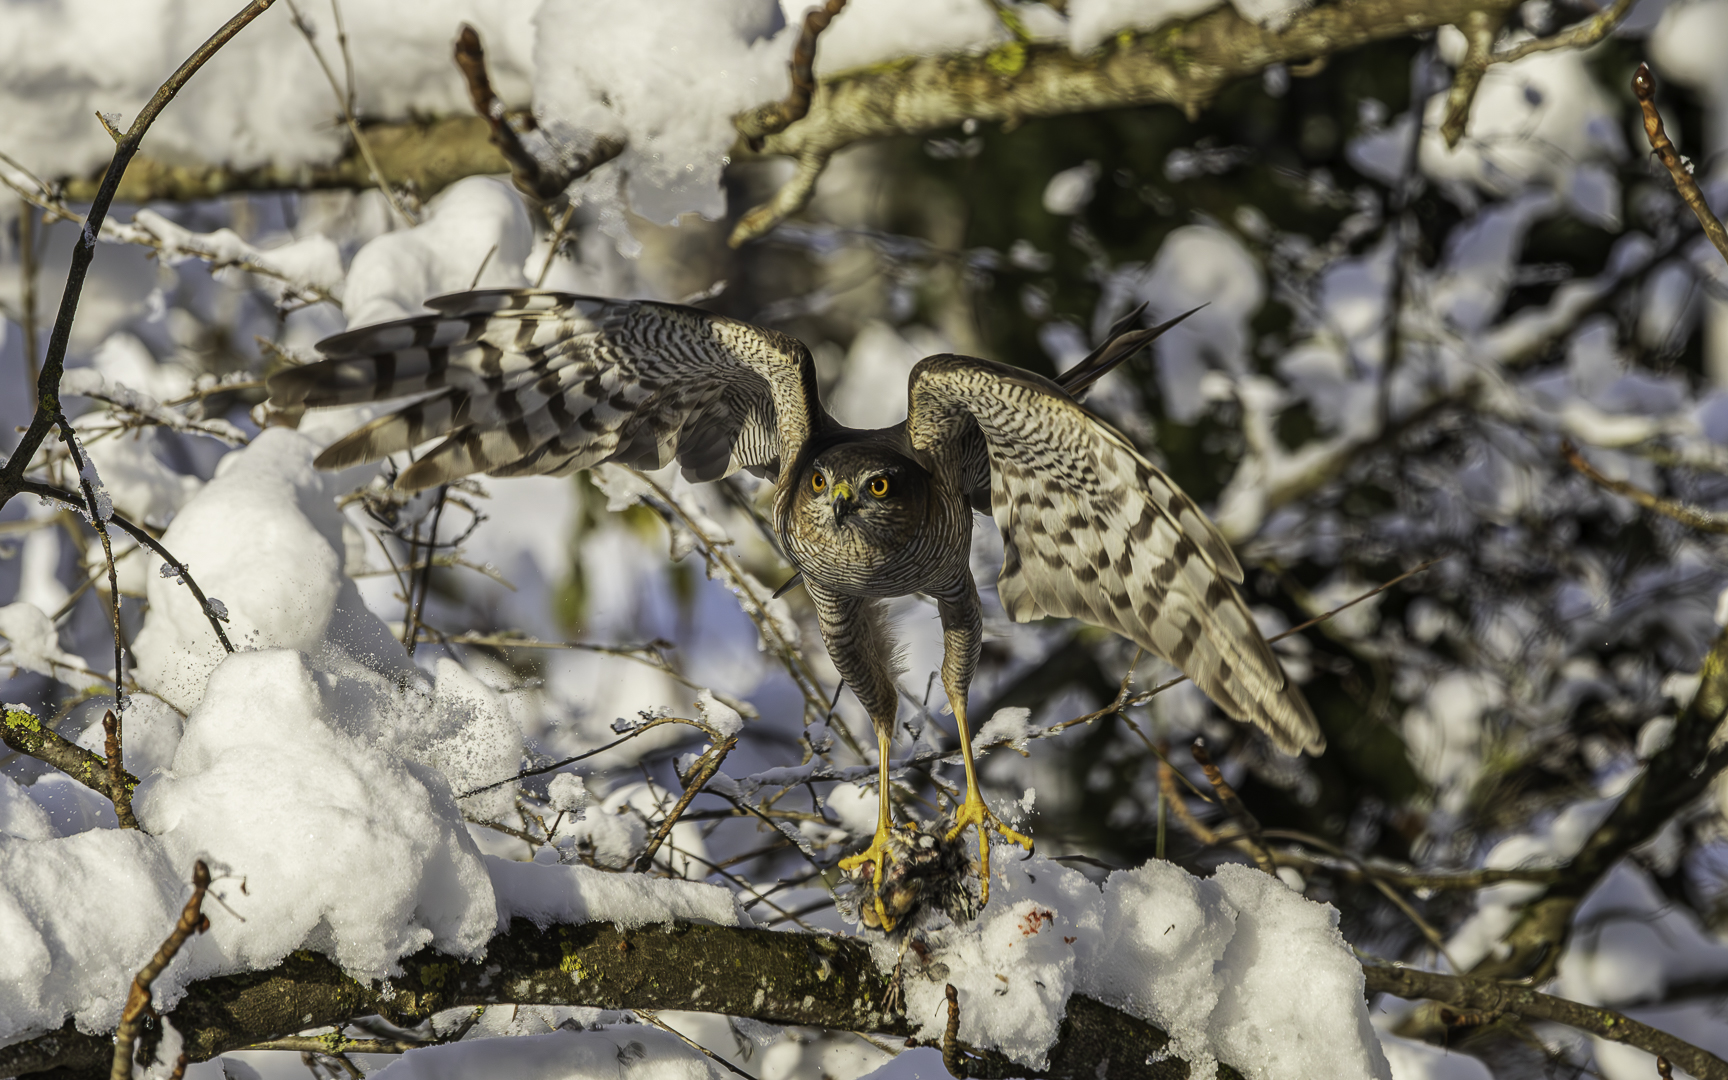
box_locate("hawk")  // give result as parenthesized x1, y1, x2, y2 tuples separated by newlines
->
(268, 290, 1325, 929)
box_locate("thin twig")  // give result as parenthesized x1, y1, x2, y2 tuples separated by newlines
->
(536, 202, 576, 288)
(1562, 438, 1728, 533)
(0, 0, 281, 513)
(453, 24, 623, 201)
(942, 984, 965, 1077)
(112, 861, 211, 1080)
(1105, 559, 1443, 711)
(735, 0, 849, 148)
(19, 480, 235, 652)
(635, 736, 738, 872)
(1635, 63, 1728, 267)
(458, 715, 725, 798)
(102, 710, 139, 829)
(638, 1013, 758, 1079)
(285, 0, 415, 226)
(404, 486, 449, 655)
(1188, 739, 1274, 874)
(19, 197, 40, 388)
(1494, 0, 1635, 64)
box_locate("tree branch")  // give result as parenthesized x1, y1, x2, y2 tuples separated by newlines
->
(1365, 964, 1728, 1080)
(1472, 624, 1728, 983)
(1634, 63, 1728, 268)
(729, 0, 1521, 242)
(2, 704, 141, 804)
(0, 920, 1203, 1080)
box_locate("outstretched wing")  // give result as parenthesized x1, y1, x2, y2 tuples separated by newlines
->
(907, 354, 1324, 756)
(267, 290, 822, 492)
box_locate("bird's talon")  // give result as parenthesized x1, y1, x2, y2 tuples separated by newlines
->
(946, 793, 1033, 909)
(840, 831, 900, 932)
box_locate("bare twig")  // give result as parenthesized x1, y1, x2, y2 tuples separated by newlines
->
(102, 710, 139, 830)
(735, 0, 849, 149)
(112, 861, 211, 1080)
(1188, 739, 1274, 874)
(1562, 439, 1728, 532)
(536, 202, 577, 287)
(19, 197, 40, 388)
(1494, 0, 1635, 63)
(635, 736, 738, 872)
(404, 486, 449, 655)
(1439, 9, 1507, 149)
(0, 0, 281, 514)
(454, 24, 624, 201)
(285, 0, 415, 226)
(1635, 63, 1728, 267)
(458, 715, 725, 798)
(18, 479, 235, 653)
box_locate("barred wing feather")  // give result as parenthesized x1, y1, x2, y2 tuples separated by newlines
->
(906, 354, 1324, 756)
(267, 290, 818, 493)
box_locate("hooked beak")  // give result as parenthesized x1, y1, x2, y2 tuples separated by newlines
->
(830, 481, 856, 519)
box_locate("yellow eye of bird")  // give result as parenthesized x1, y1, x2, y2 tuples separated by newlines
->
(869, 476, 890, 498)
(811, 472, 826, 493)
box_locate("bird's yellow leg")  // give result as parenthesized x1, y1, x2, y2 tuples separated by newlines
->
(838, 728, 898, 930)
(944, 697, 1033, 908)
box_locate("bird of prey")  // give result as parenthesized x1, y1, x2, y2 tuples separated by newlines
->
(268, 290, 1325, 929)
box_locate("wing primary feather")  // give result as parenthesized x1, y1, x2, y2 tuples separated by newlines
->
(1057, 303, 1208, 400)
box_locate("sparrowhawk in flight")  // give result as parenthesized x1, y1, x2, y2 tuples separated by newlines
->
(268, 289, 1325, 930)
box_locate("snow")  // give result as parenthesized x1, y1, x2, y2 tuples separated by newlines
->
(892, 855, 1388, 1078)
(1076, 861, 1390, 1080)
(532, 0, 793, 225)
(1041, 161, 1101, 215)
(137, 648, 498, 980)
(693, 688, 744, 739)
(367, 1026, 726, 1079)
(489, 856, 750, 931)
(0, 0, 538, 184)
(1378, 1034, 1493, 1080)
(0, 828, 187, 1040)
(0, 604, 80, 680)
(342, 176, 534, 326)
(130, 427, 416, 712)
(1100, 224, 1265, 423)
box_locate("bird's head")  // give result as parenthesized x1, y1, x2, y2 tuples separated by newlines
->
(794, 443, 930, 541)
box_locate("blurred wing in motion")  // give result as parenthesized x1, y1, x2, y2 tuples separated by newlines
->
(906, 354, 1324, 756)
(268, 289, 822, 492)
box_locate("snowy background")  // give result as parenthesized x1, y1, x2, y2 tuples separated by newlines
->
(5, 0, 1728, 1077)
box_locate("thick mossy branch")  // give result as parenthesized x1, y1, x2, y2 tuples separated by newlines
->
(726, 0, 1522, 240)
(0, 919, 1203, 1080)
(55, 116, 507, 205)
(46, 0, 1520, 214)
(2, 706, 140, 803)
